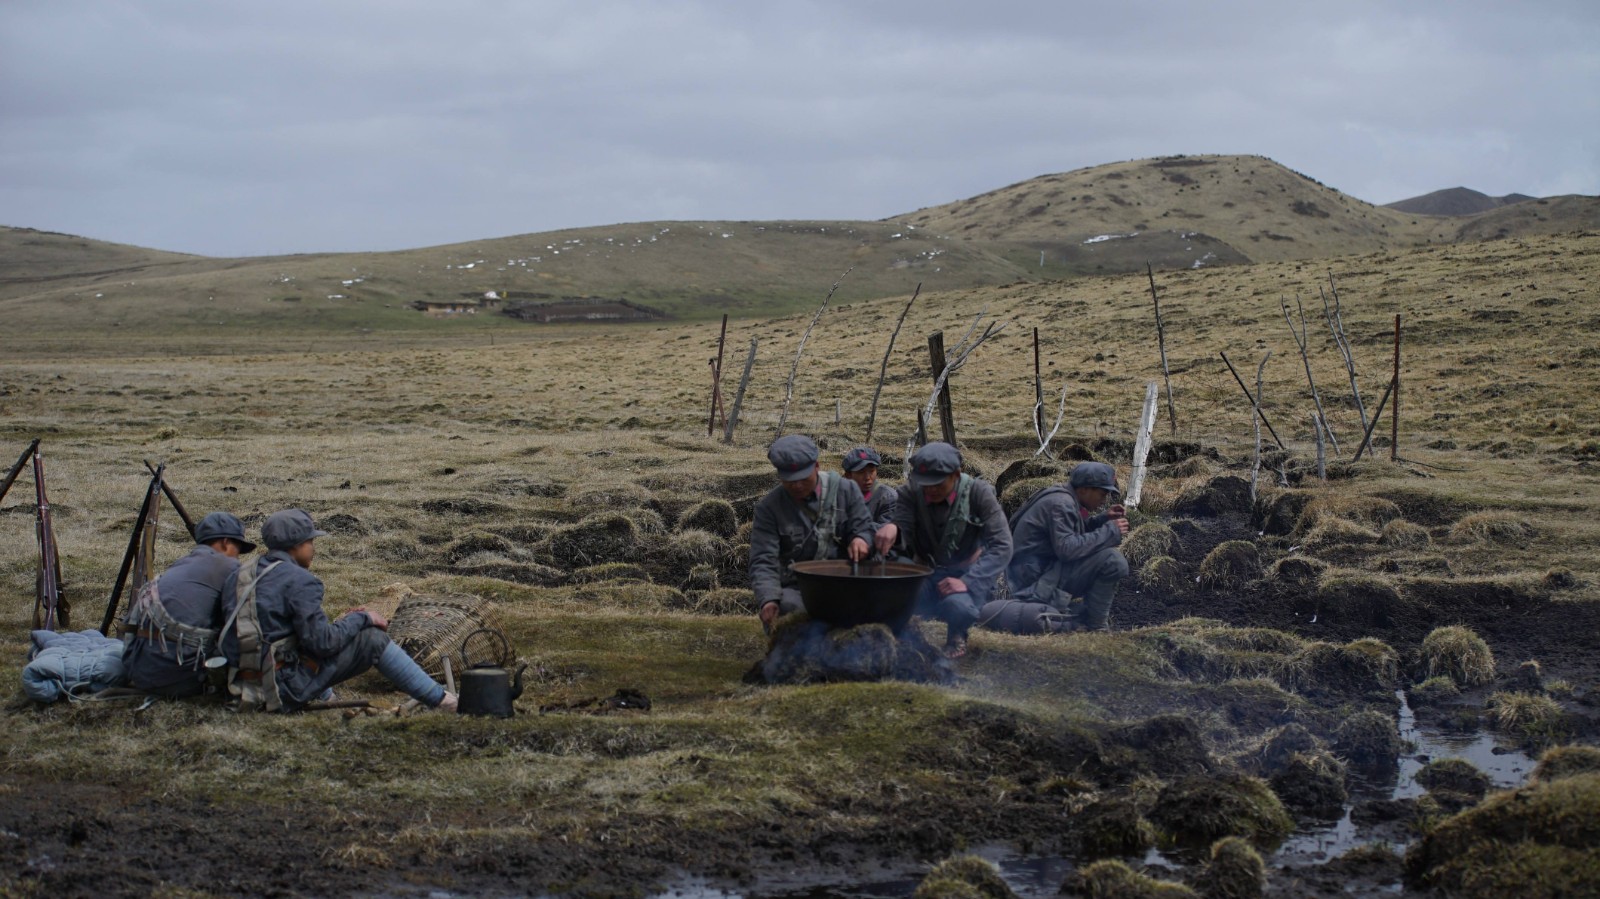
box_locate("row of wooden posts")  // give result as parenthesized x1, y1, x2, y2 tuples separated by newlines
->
(703, 269, 1406, 478)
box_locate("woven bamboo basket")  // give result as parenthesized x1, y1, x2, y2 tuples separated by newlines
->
(388, 592, 509, 680)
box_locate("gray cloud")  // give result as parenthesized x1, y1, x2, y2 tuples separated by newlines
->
(2, 0, 1595, 256)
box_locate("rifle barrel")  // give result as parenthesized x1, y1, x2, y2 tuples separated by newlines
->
(144, 460, 196, 538)
(103, 466, 163, 635)
(0, 439, 39, 507)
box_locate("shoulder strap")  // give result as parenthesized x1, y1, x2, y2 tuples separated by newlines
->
(938, 474, 977, 560)
(811, 471, 842, 561)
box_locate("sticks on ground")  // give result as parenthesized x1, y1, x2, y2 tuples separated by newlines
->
(865, 283, 918, 444)
(775, 268, 851, 439)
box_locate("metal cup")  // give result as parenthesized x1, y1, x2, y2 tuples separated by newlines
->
(204, 656, 229, 694)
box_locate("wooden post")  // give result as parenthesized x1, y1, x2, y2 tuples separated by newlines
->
(1313, 412, 1327, 481)
(1391, 313, 1401, 462)
(866, 284, 918, 443)
(1127, 382, 1160, 509)
(1250, 352, 1271, 503)
(707, 314, 728, 437)
(928, 331, 957, 445)
(1322, 275, 1368, 435)
(1033, 327, 1045, 441)
(916, 407, 928, 449)
(1352, 378, 1394, 462)
(834, 398, 841, 426)
(1220, 352, 1286, 449)
(723, 338, 757, 444)
(1147, 264, 1178, 435)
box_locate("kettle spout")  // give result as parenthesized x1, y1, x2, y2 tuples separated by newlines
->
(510, 662, 528, 701)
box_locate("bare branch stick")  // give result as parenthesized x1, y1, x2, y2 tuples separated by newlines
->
(1322, 274, 1368, 434)
(1033, 383, 1070, 459)
(1147, 263, 1178, 435)
(865, 283, 919, 443)
(723, 338, 758, 444)
(1282, 295, 1340, 454)
(775, 268, 851, 438)
(1250, 352, 1271, 503)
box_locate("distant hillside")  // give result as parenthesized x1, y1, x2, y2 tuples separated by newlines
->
(888, 154, 1597, 266)
(4, 154, 1597, 338)
(1385, 187, 1536, 216)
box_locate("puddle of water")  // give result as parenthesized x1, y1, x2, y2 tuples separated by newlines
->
(659, 693, 1541, 896)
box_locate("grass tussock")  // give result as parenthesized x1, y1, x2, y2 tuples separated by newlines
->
(1533, 745, 1600, 783)
(1301, 517, 1381, 550)
(1407, 676, 1462, 708)
(1331, 710, 1402, 770)
(1293, 494, 1402, 536)
(1379, 519, 1432, 550)
(1420, 626, 1497, 687)
(1122, 522, 1178, 569)
(1148, 773, 1294, 849)
(914, 855, 1018, 899)
(1485, 692, 1566, 743)
(1066, 859, 1200, 898)
(1416, 758, 1492, 799)
(1197, 541, 1260, 591)
(1075, 797, 1158, 860)
(1137, 556, 1186, 595)
(1448, 511, 1535, 544)
(1194, 836, 1267, 899)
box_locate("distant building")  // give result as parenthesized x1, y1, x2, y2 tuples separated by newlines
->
(501, 297, 665, 324)
(411, 293, 503, 317)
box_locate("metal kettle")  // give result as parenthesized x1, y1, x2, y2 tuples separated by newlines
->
(455, 629, 526, 718)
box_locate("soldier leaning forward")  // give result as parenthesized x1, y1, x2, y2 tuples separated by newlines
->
(220, 509, 456, 712)
(750, 435, 875, 632)
(841, 445, 900, 557)
(122, 512, 255, 698)
(983, 461, 1129, 634)
(892, 442, 1012, 658)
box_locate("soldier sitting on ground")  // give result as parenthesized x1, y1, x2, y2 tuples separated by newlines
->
(750, 435, 875, 632)
(220, 509, 457, 712)
(892, 442, 1012, 658)
(841, 445, 900, 558)
(982, 461, 1129, 634)
(122, 511, 254, 697)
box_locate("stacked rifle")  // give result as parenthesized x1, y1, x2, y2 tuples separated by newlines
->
(2, 439, 199, 636)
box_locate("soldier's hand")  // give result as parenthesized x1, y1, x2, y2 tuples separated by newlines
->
(358, 609, 388, 630)
(1108, 504, 1127, 519)
(759, 602, 780, 630)
(937, 576, 969, 597)
(874, 523, 899, 556)
(1113, 517, 1131, 536)
(848, 537, 870, 562)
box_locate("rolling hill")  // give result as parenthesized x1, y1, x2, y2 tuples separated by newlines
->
(1385, 187, 1536, 216)
(3, 154, 1595, 338)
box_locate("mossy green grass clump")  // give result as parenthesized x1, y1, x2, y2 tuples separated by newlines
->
(1533, 745, 1600, 783)
(1064, 859, 1200, 898)
(1122, 522, 1178, 569)
(1194, 836, 1266, 899)
(1331, 710, 1402, 771)
(1420, 625, 1496, 687)
(1148, 773, 1293, 849)
(1197, 541, 1260, 591)
(913, 855, 1017, 899)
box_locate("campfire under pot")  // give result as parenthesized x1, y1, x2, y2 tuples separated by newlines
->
(790, 559, 933, 632)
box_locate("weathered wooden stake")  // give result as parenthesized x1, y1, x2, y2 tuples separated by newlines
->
(1352, 378, 1394, 462)
(1127, 382, 1160, 509)
(928, 331, 957, 445)
(1250, 352, 1271, 503)
(1313, 412, 1327, 481)
(707, 313, 728, 437)
(865, 283, 919, 444)
(915, 408, 928, 449)
(1033, 327, 1045, 441)
(834, 398, 841, 426)
(1147, 264, 1177, 435)
(1220, 352, 1286, 449)
(1391, 313, 1402, 462)
(723, 338, 758, 444)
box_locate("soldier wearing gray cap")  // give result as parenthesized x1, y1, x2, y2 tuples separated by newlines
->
(219, 509, 457, 712)
(122, 511, 256, 697)
(890, 442, 1012, 658)
(841, 446, 900, 557)
(750, 435, 876, 632)
(984, 461, 1129, 634)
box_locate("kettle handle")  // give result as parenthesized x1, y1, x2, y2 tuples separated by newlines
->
(459, 627, 513, 670)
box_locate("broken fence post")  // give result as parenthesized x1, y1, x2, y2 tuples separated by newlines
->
(1250, 351, 1271, 504)
(1352, 378, 1394, 462)
(927, 330, 957, 445)
(707, 313, 728, 437)
(1126, 382, 1160, 509)
(1391, 313, 1402, 462)
(723, 338, 758, 444)
(1147, 263, 1178, 436)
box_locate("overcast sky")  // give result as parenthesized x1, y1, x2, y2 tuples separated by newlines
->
(2, 1, 1596, 257)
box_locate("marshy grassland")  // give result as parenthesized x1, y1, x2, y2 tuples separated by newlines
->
(2, 231, 1599, 896)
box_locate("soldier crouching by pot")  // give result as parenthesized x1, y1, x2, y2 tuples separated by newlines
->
(220, 509, 457, 712)
(841, 445, 900, 558)
(750, 435, 874, 633)
(982, 461, 1129, 634)
(122, 511, 255, 698)
(892, 442, 1012, 658)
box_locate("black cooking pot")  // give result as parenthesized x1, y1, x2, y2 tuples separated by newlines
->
(456, 628, 527, 718)
(790, 559, 933, 632)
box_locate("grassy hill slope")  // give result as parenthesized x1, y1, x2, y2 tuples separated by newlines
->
(1385, 187, 1536, 216)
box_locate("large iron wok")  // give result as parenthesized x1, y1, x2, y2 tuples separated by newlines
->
(790, 559, 933, 632)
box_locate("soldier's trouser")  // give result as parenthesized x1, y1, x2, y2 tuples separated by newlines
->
(915, 579, 980, 640)
(775, 587, 805, 616)
(1053, 547, 1129, 630)
(280, 628, 441, 710)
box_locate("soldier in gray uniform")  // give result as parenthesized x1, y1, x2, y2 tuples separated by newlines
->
(841, 446, 900, 556)
(220, 509, 456, 712)
(892, 442, 1012, 658)
(750, 435, 875, 632)
(122, 511, 255, 697)
(983, 461, 1129, 634)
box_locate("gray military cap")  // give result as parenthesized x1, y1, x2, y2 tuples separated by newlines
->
(261, 508, 329, 551)
(841, 446, 882, 472)
(1069, 461, 1121, 495)
(768, 434, 820, 481)
(907, 442, 962, 487)
(194, 511, 256, 553)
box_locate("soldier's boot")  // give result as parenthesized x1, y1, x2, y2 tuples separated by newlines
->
(1078, 577, 1119, 631)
